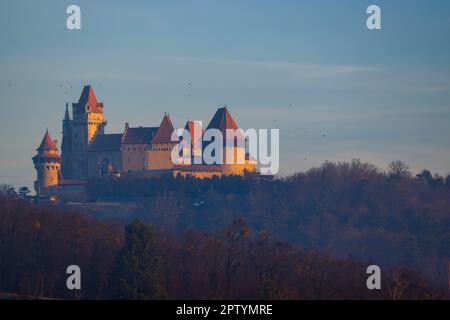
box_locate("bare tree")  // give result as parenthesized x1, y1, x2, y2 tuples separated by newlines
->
(388, 161, 411, 178)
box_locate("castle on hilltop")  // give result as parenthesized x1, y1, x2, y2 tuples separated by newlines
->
(32, 85, 256, 200)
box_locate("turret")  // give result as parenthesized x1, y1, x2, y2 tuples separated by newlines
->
(32, 130, 61, 195)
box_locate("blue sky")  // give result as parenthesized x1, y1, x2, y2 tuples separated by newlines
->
(1, 0, 450, 188)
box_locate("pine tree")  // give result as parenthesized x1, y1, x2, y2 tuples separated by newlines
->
(109, 220, 167, 299)
(18, 186, 31, 199)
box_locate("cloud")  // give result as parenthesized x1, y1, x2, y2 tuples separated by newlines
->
(161, 55, 377, 78)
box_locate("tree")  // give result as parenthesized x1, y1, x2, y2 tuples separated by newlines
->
(445, 174, 450, 189)
(223, 219, 250, 297)
(0, 184, 16, 196)
(109, 220, 167, 299)
(388, 161, 411, 178)
(416, 169, 433, 184)
(17, 186, 31, 199)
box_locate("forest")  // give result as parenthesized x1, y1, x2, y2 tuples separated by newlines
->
(86, 160, 450, 291)
(0, 197, 443, 299)
(0, 160, 449, 299)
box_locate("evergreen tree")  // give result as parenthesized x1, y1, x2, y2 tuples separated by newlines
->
(18, 186, 31, 199)
(109, 220, 167, 299)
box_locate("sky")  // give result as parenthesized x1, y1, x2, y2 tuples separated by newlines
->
(1, 0, 450, 188)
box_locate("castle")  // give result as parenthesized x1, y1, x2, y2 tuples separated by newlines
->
(33, 85, 256, 201)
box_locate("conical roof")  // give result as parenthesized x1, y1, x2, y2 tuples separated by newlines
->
(206, 106, 243, 142)
(206, 106, 239, 132)
(152, 114, 175, 143)
(78, 85, 98, 107)
(74, 85, 103, 114)
(184, 120, 203, 144)
(37, 130, 58, 152)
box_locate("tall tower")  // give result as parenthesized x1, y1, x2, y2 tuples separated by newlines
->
(61, 103, 72, 178)
(62, 85, 107, 180)
(32, 130, 61, 196)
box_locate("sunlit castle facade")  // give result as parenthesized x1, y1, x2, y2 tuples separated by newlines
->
(33, 85, 256, 199)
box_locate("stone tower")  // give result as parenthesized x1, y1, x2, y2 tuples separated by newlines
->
(61, 85, 107, 180)
(32, 130, 61, 196)
(147, 114, 177, 170)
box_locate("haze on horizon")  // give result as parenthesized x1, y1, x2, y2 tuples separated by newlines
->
(1, 0, 450, 188)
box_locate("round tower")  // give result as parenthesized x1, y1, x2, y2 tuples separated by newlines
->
(32, 130, 61, 195)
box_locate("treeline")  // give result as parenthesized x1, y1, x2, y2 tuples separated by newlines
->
(0, 195, 122, 299)
(0, 196, 443, 299)
(85, 160, 450, 290)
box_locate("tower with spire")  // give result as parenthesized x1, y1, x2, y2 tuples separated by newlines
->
(32, 130, 61, 196)
(61, 103, 72, 178)
(61, 85, 107, 180)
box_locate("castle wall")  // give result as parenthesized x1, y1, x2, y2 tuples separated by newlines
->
(87, 150, 122, 179)
(223, 146, 246, 165)
(221, 162, 257, 175)
(147, 143, 176, 170)
(122, 143, 148, 172)
(219, 146, 256, 175)
(172, 169, 222, 179)
(48, 184, 87, 203)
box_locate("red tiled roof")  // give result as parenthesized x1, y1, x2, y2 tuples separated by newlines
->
(184, 120, 203, 146)
(206, 107, 244, 143)
(73, 85, 103, 114)
(206, 107, 239, 133)
(37, 130, 58, 151)
(152, 114, 175, 144)
(122, 126, 158, 145)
